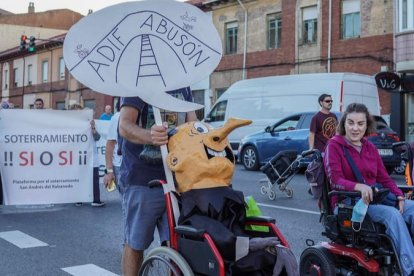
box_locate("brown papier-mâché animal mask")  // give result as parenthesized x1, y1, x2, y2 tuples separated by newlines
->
(167, 118, 252, 193)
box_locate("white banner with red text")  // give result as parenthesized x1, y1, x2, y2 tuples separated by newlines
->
(0, 109, 102, 205)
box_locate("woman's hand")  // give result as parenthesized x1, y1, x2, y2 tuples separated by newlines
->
(354, 183, 373, 204)
(398, 196, 405, 214)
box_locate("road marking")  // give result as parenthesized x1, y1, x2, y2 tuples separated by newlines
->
(62, 264, 118, 276)
(0, 230, 48, 248)
(257, 203, 320, 215)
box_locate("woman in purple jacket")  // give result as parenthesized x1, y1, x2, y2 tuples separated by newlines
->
(324, 103, 414, 276)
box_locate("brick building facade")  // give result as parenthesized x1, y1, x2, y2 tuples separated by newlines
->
(392, 0, 414, 141)
(0, 1, 401, 121)
(0, 5, 113, 117)
(201, 0, 393, 115)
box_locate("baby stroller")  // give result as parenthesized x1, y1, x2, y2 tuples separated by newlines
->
(259, 150, 303, 200)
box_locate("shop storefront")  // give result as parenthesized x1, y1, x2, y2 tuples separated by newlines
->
(385, 73, 414, 142)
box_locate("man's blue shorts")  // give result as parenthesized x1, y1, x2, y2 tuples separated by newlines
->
(120, 182, 169, 250)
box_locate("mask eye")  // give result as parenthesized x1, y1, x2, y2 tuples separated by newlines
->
(194, 122, 209, 134)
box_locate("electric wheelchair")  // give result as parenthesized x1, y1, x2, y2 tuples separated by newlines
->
(299, 149, 414, 276)
(138, 180, 290, 276)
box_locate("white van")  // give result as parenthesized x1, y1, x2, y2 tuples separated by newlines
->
(204, 73, 381, 154)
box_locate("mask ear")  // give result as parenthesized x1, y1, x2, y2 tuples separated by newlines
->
(167, 153, 181, 172)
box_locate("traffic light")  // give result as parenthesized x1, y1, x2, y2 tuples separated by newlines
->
(28, 36, 36, 53)
(19, 35, 27, 51)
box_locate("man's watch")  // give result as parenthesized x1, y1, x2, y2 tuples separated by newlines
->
(104, 168, 114, 174)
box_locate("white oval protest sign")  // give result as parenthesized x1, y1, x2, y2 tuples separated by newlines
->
(63, 0, 222, 112)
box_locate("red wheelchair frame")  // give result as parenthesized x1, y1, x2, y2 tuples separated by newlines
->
(139, 180, 290, 276)
(299, 149, 414, 276)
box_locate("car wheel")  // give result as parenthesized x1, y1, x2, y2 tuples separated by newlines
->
(242, 146, 259, 171)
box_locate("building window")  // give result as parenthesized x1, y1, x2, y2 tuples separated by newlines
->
(56, 101, 66, 110)
(192, 89, 205, 120)
(3, 69, 8, 89)
(59, 57, 65, 80)
(302, 6, 318, 44)
(402, 0, 408, 29)
(13, 68, 18, 87)
(399, 0, 414, 31)
(225, 22, 238, 54)
(83, 99, 96, 111)
(342, 0, 360, 38)
(267, 13, 282, 49)
(42, 61, 48, 83)
(27, 64, 33, 85)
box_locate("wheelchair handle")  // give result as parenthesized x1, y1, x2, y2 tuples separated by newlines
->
(175, 225, 205, 238)
(245, 216, 276, 224)
(392, 141, 409, 149)
(397, 185, 414, 192)
(148, 179, 165, 188)
(301, 149, 321, 158)
(328, 190, 360, 199)
(329, 188, 392, 205)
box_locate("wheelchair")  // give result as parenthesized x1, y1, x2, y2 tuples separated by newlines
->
(299, 150, 414, 276)
(139, 180, 290, 276)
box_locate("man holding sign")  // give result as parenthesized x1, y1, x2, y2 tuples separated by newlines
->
(118, 87, 197, 275)
(63, 1, 222, 274)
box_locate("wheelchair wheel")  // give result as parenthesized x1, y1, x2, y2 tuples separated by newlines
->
(139, 247, 194, 276)
(299, 245, 335, 276)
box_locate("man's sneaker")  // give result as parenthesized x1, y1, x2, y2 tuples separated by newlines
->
(91, 202, 105, 207)
(75, 202, 83, 207)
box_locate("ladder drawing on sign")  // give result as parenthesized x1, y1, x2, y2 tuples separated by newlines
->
(136, 35, 166, 87)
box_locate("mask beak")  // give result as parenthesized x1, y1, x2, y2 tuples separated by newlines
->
(206, 118, 252, 144)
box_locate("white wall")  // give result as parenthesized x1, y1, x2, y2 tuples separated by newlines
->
(0, 24, 66, 52)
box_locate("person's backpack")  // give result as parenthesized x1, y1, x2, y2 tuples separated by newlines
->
(305, 156, 325, 199)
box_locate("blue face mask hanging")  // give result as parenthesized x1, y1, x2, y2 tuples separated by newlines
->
(351, 199, 368, 232)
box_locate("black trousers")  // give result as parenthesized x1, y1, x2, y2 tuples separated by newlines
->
(92, 167, 100, 203)
(0, 173, 3, 205)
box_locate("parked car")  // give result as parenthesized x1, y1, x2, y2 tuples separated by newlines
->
(238, 112, 401, 174)
(204, 73, 381, 156)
